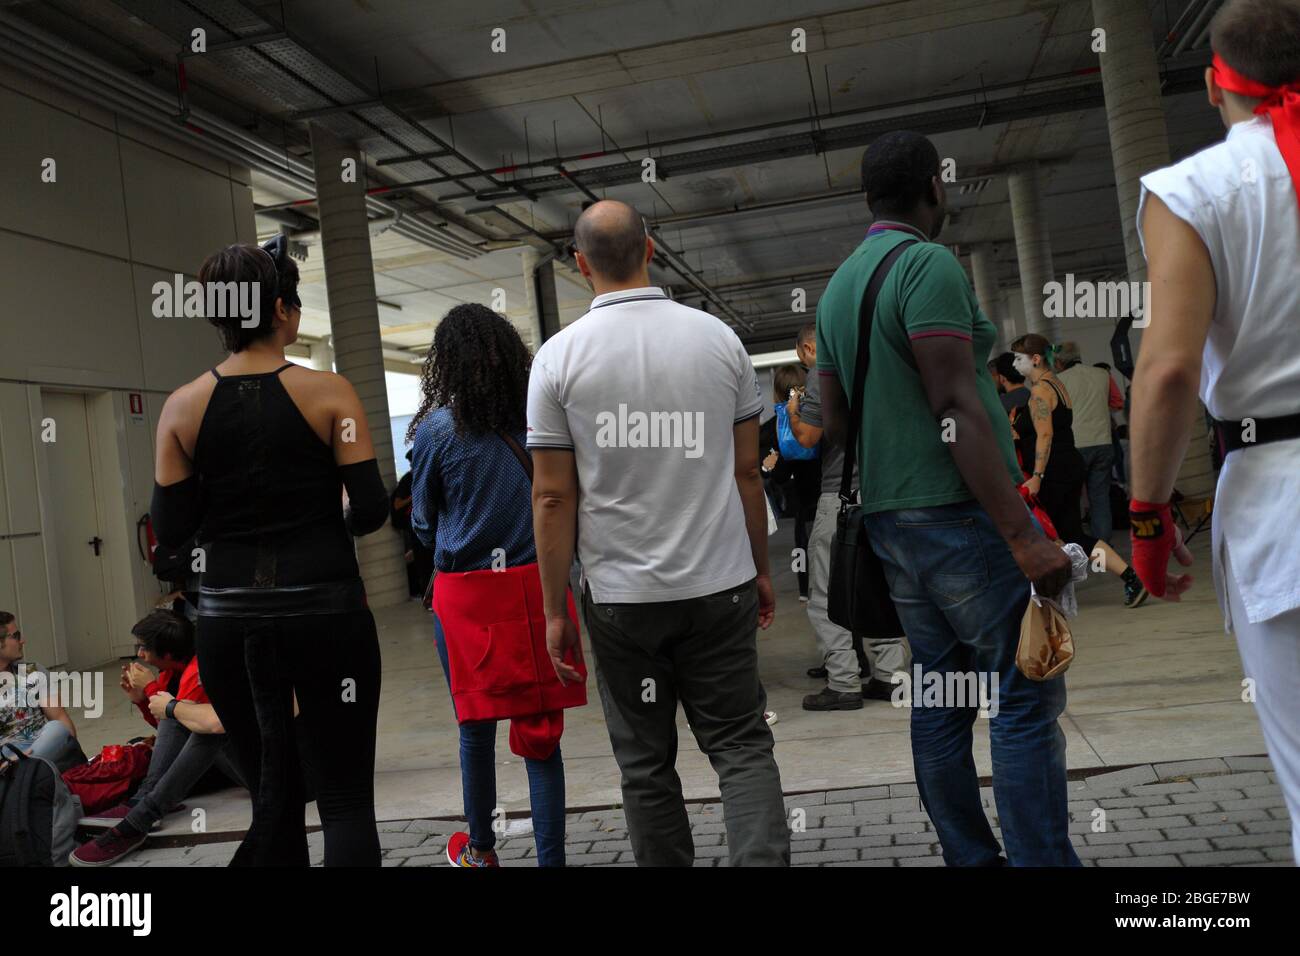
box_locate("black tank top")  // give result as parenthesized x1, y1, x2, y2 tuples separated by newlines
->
(1014, 378, 1085, 482)
(192, 365, 360, 589)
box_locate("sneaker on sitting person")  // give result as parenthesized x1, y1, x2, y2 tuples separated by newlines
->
(446, 831, 500, 867)
(763, 710, 778, 726)
(69, 823, 147, 866)
(802, 687, 863, 711)
(78, 804, 165, 831)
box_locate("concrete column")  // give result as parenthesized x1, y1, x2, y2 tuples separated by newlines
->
(1092, 0, 1212, 493)
(1093, 0, 1171, 284)
(969, 245, 1014, 346)
(522, 248, 561, 350)
(309, 122, 409, 610)
(309, 337, 334, 371)
(1008, 164, 1056, 339)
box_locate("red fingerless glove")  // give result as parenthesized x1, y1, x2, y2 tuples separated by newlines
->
(1129, 498, 1175, 597)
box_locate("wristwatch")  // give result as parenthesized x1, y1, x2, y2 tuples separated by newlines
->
(165, 698, 179, 720)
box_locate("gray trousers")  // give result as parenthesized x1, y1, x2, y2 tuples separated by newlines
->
(125, 716, 243, 832)
(583, 578, 790, 867)
(1078, 444, 1115, 544)
(809, 492, 910, 690)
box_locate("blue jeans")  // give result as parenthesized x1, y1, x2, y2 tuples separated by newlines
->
(865, 500, 1080, 867)
(433, 614, 566, 866)
(1078, 444, 1115, 544)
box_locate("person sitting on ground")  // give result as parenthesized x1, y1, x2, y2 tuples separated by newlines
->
(71, 609, 247, 867)
(121, 607, 193, 728)
(0, 611, 84, 772)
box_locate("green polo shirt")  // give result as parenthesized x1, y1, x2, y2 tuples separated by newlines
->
(815, 230, 1021, 515)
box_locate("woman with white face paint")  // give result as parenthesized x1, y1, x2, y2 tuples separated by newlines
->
(1009, 334, 1148, 608)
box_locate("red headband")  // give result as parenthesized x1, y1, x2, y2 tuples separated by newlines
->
(1212, 53, 1300, 213)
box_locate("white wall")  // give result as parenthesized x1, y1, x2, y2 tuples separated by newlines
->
(0, 63, 255, 666)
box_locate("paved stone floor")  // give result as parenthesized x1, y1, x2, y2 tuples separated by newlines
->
(118, 756, 1292, 867)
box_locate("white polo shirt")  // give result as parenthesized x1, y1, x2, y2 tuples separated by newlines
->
(526, 287, 763, 603)
(1139, 116, 1300, 625)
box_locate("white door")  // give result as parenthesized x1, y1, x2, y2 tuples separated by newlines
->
(42, 391, 113, 668)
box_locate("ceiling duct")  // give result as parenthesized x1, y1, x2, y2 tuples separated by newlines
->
(0, 11, 482, 260)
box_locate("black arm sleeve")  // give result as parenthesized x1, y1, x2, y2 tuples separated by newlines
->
(341, 459, 390, 537)
(151, 476, 203, 549)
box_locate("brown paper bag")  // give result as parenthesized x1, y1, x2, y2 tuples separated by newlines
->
(1016, 598, 1075, 680)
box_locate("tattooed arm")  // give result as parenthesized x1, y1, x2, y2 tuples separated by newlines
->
(1024, 383, 1055, 496)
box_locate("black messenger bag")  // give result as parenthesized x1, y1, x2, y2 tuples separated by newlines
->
(826, 240, 914, 637)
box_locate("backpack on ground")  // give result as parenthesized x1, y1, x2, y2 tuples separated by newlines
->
(62, 740, 154, 816)
(0, 743, 83, 866)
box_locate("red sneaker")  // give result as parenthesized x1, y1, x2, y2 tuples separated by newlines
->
(446, 831, 499, 867)
(79, 805, 165, 831)
(78, 804, 132, 829)
(69, 826, 147, 866)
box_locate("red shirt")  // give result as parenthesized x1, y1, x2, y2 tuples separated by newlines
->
(175, 656, 208, 705)
(134, 657, 208, 727)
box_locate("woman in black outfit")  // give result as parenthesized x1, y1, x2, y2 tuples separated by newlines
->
(1009, 334, 1146, 608)
(146, 237, 390, 866)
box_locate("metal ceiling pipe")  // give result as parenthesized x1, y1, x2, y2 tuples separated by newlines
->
(385, 64, 1160, 185)
(1158, 0, 1209, 58)
(646, 227, 751, 331)
(1171, 0, 1219, 57)
(202, 0, 550, 248)
(548, 156, 748, 331)
(436, 71, 1204, 204)
(0, 11, 482, 259)
(287, 211, 401, 244)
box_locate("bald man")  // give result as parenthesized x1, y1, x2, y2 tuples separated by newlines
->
(527, 200, 789, 866)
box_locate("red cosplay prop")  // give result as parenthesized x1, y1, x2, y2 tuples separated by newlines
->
(1129, 498, 1194, 599)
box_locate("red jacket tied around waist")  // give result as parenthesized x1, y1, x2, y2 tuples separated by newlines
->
(432, 562, 586, 760)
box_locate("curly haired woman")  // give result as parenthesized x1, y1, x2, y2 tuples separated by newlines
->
(408, 304, 585, 867)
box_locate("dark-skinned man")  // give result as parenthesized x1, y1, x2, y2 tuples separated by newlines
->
(816, 131, 1076, 867)
(1130, 0, 1300, 864)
